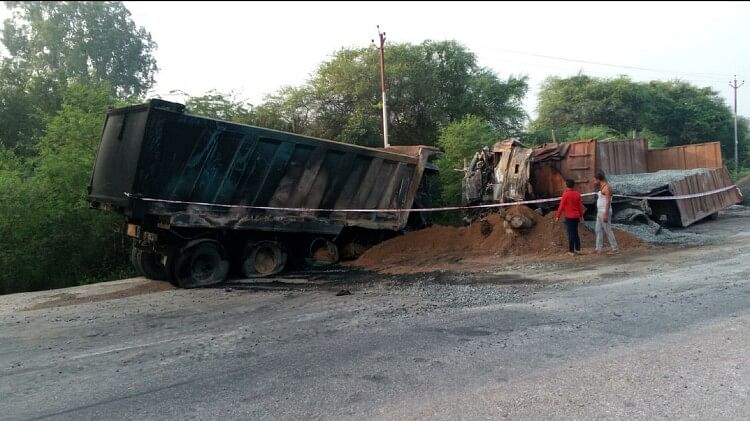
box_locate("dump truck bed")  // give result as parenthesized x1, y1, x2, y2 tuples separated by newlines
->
(88, 99, 437, 235)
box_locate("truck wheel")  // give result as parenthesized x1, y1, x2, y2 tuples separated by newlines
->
(130, 247, 144, 276)
(242, 241, 287, 277)
(131, 246, 166, 280)
(171, 240, 229, 288)
(305, 238, 340, 267)
(136, 250, 167, 281)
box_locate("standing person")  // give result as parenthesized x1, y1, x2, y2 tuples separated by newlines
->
(555, 179, 585, 256)
(593, 171, 619, 255)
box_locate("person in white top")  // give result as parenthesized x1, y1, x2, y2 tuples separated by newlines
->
(593, 171, 619, 255)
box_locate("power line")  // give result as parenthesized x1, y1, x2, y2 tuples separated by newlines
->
(478, 52, 733, 85)
(484, 47, 744, 81)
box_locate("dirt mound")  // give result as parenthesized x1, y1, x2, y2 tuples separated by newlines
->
(352, 206, 643, 272)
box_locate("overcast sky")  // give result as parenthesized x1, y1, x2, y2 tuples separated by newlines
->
(3, 1, 750, 120)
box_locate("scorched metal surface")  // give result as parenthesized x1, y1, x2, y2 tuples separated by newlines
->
(88, 99, 438, 235)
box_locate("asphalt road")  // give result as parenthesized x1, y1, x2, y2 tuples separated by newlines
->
(1, 211, 749, 420)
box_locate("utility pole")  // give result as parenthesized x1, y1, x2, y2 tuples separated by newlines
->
(373, 26, 390, 148)
(730, 75, 744, 171)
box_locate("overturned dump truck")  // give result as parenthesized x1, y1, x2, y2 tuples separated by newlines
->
(88, 99, 439, 288)
(462, 137, 742, 226)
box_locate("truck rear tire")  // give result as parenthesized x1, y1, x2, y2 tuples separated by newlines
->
(130, 247, 167, 280)
(130, 247, 144, 276)
(305, 238, 340, 267)
(242, 241, 287, 278)
(170, 240, 229, 288)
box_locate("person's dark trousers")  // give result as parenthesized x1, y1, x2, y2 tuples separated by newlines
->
(565, 218, 581, 252)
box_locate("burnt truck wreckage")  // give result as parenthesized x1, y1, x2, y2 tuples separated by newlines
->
(88, 99, 440, 288)
(462, 138, 742, 226)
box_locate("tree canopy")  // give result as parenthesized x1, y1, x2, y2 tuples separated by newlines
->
(0, 1, 155, 293)
(251, 40, 528, 147)
(436, 115, 503, 206)
(0, 1, 157, 153)
(182, 90, 255, 124)
(2, 1, 158, 97)
(531, 74, 749, 163)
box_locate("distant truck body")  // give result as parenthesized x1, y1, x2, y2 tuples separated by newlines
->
(88, 99, 439, 287)
(461, 137, 741, 227)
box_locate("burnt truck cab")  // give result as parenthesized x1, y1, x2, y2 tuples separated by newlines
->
(460, 137, 741, 226)
(88, 99, 439, 288)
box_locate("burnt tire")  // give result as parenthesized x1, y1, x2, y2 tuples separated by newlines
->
(130, 247, 167, 280)
(171, 241, 229, 288)
(130, 247, 144, 276)
(305, 238, 340, 267)
(242, 241, 287, 278)
(137, 250, 167, 281)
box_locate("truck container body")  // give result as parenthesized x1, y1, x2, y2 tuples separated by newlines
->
(89, 99, 438, 286)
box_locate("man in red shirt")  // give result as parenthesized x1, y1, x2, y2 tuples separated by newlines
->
(555, 179, 586, 256)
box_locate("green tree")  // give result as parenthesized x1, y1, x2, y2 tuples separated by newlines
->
(524, 124, 623, 145)
(0, 1, 157, 153)
(639, 128, 668, 149)
(259, 40, 528, 147)
(0, 81, 131, 294)
(642, 80, 742, 149)
(254, 86, 315, 133)
(2, 1, 158, 97)
(532, 74, 749, 164)
(182, 90, 255, 124)
(0, 62, 44, 153)
(436, 115, 502, 205)
(533, 74, 647, 135)
(0, 1, 157, 292)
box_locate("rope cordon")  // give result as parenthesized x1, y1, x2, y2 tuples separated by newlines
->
(124, 184, 740, 214)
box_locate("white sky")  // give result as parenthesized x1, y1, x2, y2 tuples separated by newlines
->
(3, 1, 750, 121)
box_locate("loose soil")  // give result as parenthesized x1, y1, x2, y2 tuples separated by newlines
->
(23, 280, 174, 311)
(352, 206, 643, 273)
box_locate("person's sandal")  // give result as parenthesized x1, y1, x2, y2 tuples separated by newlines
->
(607, 250, 619, 256)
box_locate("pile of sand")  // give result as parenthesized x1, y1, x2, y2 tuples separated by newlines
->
(351, 206, 642, 271)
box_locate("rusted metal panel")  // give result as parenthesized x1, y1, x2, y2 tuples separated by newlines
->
(528, 139, 597, 203)
(597, 138, 648, 175)
(530, 164, 566, 199)
(641, 167, 742, 227)
(491, 139, 532, 202)
(668, 167, 741, 227)
(647, 142, 723, 171)
(460, 139, 534, 205)
(561, 139, 597, 192)
(88, 99, 439, 234)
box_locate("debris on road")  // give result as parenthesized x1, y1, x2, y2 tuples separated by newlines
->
(462, 138, 741, 228)
(587, 220, 709, 246)
(352, 206, 643, 273)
